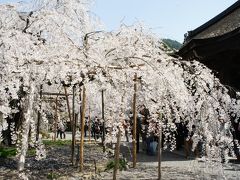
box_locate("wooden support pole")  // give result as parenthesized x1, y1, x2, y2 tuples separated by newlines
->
(54, 97, 58, 141)
(79, 87, 82, 131)
(88, 106, 91, 142)
(36, 84, 43, 141)
(71, 85, 76, 165)
(80, 86, 86, 172)
(64, 86, 75, 164)
(158, 128, 162, 180)
(132, 73, 137, 168)
(64, 86, 72, 126)
(102, 89, 106, 152)
(113, 127, 121, 180)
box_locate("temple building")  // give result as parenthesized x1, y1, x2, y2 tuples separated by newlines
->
(178, 1, 240, 92)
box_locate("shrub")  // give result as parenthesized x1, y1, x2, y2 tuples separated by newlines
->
(106, 158, 128, 171)
(0, 147, 17, 158)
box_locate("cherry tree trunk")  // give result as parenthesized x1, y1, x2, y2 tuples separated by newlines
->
(113, 127, 121, 180)
(18, 82, 35, 171)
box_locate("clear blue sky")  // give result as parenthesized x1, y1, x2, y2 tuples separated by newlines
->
(1, 0, 238, 42)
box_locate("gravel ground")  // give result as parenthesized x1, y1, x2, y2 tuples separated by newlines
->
(1, 136, 240, 180)
(95, 150, 240, 180)
(0, 142, 111, 180)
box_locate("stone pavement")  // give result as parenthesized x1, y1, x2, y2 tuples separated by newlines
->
(118, 142, 240, 180)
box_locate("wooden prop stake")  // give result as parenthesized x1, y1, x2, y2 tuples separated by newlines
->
(80, 86, 86, 172)
(36, 84, 43, 141)
(158, 127, 162, 180)
(132, 73, 137, 168)
(71, 85, 76, 165)
(64, 86, 74, 164)
(64, 86, 72, 126)
(79, 87, 82, 131)
(54, 97, 58, 141)
(102, 89, 106, 152)
(88, 106, 91, 142)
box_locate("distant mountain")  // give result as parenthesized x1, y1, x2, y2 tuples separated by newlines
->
(162, 39, 182, 50)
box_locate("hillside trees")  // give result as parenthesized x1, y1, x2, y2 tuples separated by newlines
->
(162, 38, 182, 50)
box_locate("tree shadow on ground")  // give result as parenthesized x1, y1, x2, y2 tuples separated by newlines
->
(120, 144, 191, 163)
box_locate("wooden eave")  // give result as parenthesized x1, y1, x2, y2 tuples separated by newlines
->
(177, 27, 240, 61)
(185, 0, 240, 41)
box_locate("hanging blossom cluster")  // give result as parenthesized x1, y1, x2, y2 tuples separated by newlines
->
(0, 0, 240, 171)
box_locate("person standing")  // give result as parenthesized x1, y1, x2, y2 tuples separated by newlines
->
(58, 121, 65, 139)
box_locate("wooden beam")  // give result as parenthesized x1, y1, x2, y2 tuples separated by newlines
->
(42, 98, 62, 102)
(42, 92, 73, 96)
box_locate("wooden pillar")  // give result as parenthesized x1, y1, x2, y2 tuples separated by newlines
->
(36, 84, 43, 141)
(88, 106, 91, 142)
(71, 85, 76, 165)
(79, 87, 82, 131)
(113, 127, 121, 180)
(102, 89, 106, 152)
(54, 97, 58, 141)
(132, 73, 137, 168)
(80, 86, 86, 172)
(64, 86, 72, 126)
(64, 86, 72, 123)
(158, 128, 162, 180)
(64, 86, 74, 164)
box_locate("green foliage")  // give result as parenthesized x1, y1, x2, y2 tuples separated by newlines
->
(27, 148, 36, 156)
(106, 158, 128, 171)
(162, 38, 182, 50)
(0, 147, 17, 158)
(43, 140, 72, 146)
(47, 171, 59, 179)
(0, 147, 36, 158)
(0, 140, 76, 158)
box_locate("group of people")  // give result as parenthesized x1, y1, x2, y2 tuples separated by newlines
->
(84, 116, 104, 140)
(54, 109, 199, 159)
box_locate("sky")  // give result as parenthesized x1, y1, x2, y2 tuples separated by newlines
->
(0, 0, 238, 43)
